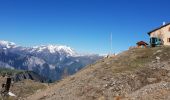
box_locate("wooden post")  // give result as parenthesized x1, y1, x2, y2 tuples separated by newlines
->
(5, 77, 11, 93)
(0, 77, 12, 97)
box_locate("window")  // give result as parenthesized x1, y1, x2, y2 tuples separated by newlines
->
(167, 38, 170, 42)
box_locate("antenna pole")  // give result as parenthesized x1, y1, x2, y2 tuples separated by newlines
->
(110, 32, 112, 54)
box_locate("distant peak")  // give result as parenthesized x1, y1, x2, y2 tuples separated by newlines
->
(32, 44, 77, 56)
(0, 40, 16, 48)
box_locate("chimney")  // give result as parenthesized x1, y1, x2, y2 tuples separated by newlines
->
(163, 22, 166, 25)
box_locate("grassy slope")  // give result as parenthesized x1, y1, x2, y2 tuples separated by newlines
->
(27, 46, 170, 100)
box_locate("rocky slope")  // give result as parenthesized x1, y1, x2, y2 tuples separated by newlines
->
(0, 77, 47, 100)
(0, 40, 102, 81)
(26, 46, 170, 100)
(0, 68, 48, 100)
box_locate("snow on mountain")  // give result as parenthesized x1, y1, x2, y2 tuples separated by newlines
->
(24, 56, 46, 70)
(0, 40, 97, 57)
(0, 40, 77, 56)
(0, 40, 102, 81)
(32, 45, 77, 56)
(0, 40, 17, 49)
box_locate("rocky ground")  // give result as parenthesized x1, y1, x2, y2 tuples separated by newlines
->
(19, 47, 170, 99)
(0, 77, 47, 100)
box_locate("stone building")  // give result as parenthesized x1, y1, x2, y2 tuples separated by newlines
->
(148, 23, 170, 45)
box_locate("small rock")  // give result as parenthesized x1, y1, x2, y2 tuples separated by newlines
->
(36, 90, 41, 93)
(103, 77, 107, 80)
(109, 87, 115, 90)
(147, 78, 157, 83)
(152, 61, 156, 63)
(130, 74, 135, 78)
(104, 84, 108, 88)
(106, 62, 110, 65)
(156, 50, 162, 53)
(98, 96, 105, 100)
(110, 82, 116, 86)
(167, 73, 170, 77)
(156, 56, 160, 60)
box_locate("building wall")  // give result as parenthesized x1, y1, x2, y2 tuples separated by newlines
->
(150, 24, 170, 45)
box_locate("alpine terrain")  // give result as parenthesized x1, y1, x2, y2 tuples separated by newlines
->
(0, 40, 102, 81)
(27, 46, 170, 100)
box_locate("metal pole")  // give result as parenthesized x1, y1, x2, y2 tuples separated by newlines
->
(110, 32, 112, 54)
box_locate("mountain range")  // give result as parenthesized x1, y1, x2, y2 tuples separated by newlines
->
(0, 40, 102, 81)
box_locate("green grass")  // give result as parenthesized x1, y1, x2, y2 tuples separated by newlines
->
(0, 68, 25, 76)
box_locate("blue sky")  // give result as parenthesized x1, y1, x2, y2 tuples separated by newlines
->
(0, 0, 170, 54)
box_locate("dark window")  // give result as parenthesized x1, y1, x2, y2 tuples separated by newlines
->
(167, 38, 170, 42)
(150, 38, 156, 44)
(152, 38, 156, 43)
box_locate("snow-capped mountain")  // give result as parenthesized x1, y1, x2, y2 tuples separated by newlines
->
(0, 40, 17, 49)
(0, 40, 102, 81)
(0, 40, 77, 55)
(32, 45, 77, 56)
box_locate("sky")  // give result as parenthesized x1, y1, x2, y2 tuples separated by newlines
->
(0, 0, 170, 54)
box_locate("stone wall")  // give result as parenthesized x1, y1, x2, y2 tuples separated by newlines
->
(150, 24, 170, 45)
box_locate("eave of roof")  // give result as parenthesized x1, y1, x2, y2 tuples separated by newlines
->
(148, 23, 170, 35)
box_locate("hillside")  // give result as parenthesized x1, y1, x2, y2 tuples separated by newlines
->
(26, 46, 170, 100)
(0, 68, 48, 100)
(0, 77, 47, 100)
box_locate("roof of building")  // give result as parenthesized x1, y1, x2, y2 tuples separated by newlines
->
(148, 23, 170, 35)
(136, 41, 149, 45)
